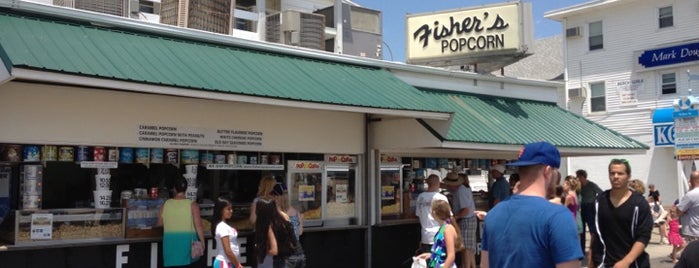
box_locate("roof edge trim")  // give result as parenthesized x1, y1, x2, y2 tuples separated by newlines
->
(11, 68, 452, 120)
(441, 141, 649, 154)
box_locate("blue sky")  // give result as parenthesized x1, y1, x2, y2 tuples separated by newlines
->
(352, 0, 588, 62)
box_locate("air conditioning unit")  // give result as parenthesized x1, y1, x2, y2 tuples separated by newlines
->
(266, 10, 325, 50)
(568, 87, 587, 99)
(566, 26, 582, 38)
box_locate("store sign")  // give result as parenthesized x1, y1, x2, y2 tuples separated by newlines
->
(380, 155, 401, 165)
(137, 124, 263, 150)
(674, 96, 699, 160)
(288, 161, 323, 171)
(30, 213, 53, 240)
(406, 2, 530, 65)
(115, 238, 249, 268)
(654, 124, 675, 146)
(616, 79, 643, 105)
(638, 42, 699, 68)
(206, 163, 284, 170)
(325, 155, 357, 164)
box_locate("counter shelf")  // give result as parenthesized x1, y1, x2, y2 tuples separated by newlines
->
(1, 208, 125, 245)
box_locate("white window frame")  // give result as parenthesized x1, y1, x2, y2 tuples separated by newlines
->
(588, 21, 603, 51)
(658, 6, 673, 29)
(661, 72, 677, 95)
(589, 82, 606, 113)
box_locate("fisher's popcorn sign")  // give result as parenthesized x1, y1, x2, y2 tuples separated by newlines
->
(406, 2, 533, 66)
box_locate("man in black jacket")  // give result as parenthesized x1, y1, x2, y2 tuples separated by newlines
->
(589, 159, 653, 268)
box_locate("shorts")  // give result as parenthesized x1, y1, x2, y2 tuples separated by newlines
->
(654, 211, 668, 224)
(458, 216, 477, 250)
(213, 259, 233, 268)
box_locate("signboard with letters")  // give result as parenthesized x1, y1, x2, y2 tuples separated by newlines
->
(136, 124, 263, 150)
(674, 96, 699, 160)
(405, 2, 533, 67)
(637, 42, 699, 69)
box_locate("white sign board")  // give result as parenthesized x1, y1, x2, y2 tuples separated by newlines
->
(30, 213, 53, 240)
(137, 124, 263, 150)
(406, 2, 532, 66)
(616, 79, 643, 105)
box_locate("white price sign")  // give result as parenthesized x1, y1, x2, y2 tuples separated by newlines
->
(30, 213, 53, 240)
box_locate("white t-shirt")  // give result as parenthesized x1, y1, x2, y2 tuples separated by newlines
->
(416, 191, 448, 244)
(215, 221, 240, 263)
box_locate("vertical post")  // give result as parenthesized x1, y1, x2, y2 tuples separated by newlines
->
(256, 0, 266, 41)
(334, 0, 343, 54)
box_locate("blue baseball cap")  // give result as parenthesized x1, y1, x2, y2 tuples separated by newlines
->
(507, 141, 561, 168)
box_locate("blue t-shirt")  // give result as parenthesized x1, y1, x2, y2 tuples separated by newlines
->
(491, 177, 510, 203)
(481, 195, 583, 268)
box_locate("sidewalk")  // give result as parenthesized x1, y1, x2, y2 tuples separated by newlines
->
(581, 228, 676, 267)
(644, 228, 677, 268)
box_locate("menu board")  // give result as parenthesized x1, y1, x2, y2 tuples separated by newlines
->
(137, 124, 264, 150)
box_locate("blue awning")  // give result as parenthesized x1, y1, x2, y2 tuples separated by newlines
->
(653, 108, 675, 124)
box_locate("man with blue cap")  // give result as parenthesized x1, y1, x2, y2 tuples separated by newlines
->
(480, 141, 583, 268)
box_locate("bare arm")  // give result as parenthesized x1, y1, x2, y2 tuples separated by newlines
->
(267, 226, 278, 256)
(297, 208, 304, 236)
(480, 251, 489, 268)
(442, 225, 457, 268)
(157, 203, 164, 226)
(221, 236, 242, 267)
(556, 260, 582, 268)
(191, 202, 205, 243)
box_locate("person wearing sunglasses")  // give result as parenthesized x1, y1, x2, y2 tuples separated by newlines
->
(589, 159, 653, 268)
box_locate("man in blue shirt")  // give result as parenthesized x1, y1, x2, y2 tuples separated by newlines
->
(490, 164, 510, 207)
(481, 141, 583, 268)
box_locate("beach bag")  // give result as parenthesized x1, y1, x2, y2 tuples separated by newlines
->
(411, 257, 427, 268)
(191, 240, 204, 259)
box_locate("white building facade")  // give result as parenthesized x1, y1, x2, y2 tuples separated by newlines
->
(546, 0, 699, 203)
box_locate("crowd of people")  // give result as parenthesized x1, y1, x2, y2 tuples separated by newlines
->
(153, 140, 699, 268)
(414, 141, 699, 268)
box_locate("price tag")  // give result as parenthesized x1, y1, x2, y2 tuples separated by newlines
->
(30, 213, 53, 240)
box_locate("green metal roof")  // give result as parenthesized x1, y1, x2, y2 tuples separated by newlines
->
(0, 11, 447, 114)
(422, 88, 648, 149)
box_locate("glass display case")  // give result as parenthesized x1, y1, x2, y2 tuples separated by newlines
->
(1, 208, 124, 245)
(287, 160, 323, 226)
(124, 198, 164, 238)
(324, 155, 358, 225)
(379, 166, 402, 217)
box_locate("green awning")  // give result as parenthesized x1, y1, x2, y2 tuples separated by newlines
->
(421, 88, 648, 150)
(0, 10, 447, 115)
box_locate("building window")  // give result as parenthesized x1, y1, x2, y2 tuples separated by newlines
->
(139, 1, 154, 14)
(659, 6, 673, 28)
(589, 21, 603, 51)
(662, 73, 677, 94)
(590, 82, 606, 112)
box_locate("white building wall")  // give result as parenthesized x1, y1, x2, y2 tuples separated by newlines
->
(553, 0, 699, 204)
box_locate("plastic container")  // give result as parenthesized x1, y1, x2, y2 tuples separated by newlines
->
(93, 190, 112, 208)
(119, 147, 134, 163)
(58, 146, 74, 162)
(22, 145, 40, 162)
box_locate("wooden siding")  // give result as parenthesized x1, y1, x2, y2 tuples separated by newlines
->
(563, 0, 699, 137)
